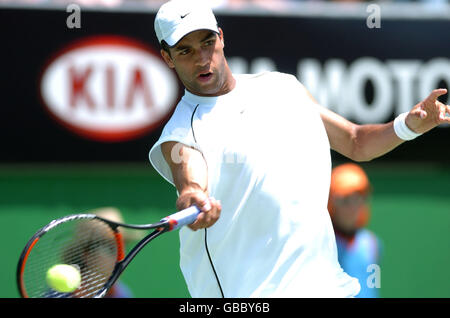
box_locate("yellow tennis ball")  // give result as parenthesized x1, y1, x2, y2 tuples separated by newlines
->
(46, 264, 81, 293)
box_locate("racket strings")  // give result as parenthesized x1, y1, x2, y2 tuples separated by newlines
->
(22, 218, 120, 298)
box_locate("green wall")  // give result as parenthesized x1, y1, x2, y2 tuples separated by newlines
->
(363, 163, 450, 298)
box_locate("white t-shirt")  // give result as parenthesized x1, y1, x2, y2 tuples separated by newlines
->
(149, 72, 361, 297)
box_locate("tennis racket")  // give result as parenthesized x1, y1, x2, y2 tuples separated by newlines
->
(17, 206, 200, 298)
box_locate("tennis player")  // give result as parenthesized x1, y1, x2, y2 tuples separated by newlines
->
(149, 0, 450, 297)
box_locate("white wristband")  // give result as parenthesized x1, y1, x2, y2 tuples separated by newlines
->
(393, 112, 422, 141)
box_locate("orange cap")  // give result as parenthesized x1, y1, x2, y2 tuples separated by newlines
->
(329, 163, 370, 197)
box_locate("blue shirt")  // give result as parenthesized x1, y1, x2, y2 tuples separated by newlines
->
(335, 229, 382, 298)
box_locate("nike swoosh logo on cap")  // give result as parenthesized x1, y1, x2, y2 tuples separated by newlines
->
(181, 13, 190, 19)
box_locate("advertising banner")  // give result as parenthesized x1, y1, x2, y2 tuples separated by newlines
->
(1, 5, 449, 163)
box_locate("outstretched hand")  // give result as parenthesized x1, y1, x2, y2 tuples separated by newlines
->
(406, 88, 450, 134)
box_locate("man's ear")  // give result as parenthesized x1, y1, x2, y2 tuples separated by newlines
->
(160, 49, 175, 69)
(218, 28, 224, 46)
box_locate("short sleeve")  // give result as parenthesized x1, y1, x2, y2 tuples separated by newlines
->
(148, 104, 198, 186)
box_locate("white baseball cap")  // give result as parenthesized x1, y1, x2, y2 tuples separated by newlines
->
(154, 0, 219, 47)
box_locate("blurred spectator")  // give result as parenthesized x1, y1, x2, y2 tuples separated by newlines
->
(46, 207, 139, 298)
(89, 207, 143, 298)
(328, 163, 382, 298)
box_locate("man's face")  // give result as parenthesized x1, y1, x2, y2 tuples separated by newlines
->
(160, 29, 232, 96)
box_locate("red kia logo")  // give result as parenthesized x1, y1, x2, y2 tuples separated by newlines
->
(40, 35, 179, 142)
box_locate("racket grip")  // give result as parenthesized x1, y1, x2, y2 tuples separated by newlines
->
(163, 206, 201, 231)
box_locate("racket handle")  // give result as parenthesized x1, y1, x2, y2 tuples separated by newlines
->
(163, 206, 201, 231)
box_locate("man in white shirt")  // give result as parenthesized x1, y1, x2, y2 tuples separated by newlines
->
(149, 0, 450, 297)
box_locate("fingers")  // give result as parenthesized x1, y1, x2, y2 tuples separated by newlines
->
(429, 88, 448, 101)
(176, 190, 221, 231)
(418, 89, 449, 123)
(439, 104, 450, 124)
(411, 103, 427, 119)
(439, 104, 446, 120)
(176, 188, 208, 211)
(188, 197, 221, 231)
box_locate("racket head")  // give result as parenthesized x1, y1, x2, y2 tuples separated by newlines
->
(17, 206, 200, 298)
(17, 214, 126, 298)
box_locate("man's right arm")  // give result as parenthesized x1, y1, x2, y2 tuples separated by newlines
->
(161, 141, 221, 231)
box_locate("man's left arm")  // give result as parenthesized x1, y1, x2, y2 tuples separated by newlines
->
(313, 88, 450, 162)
